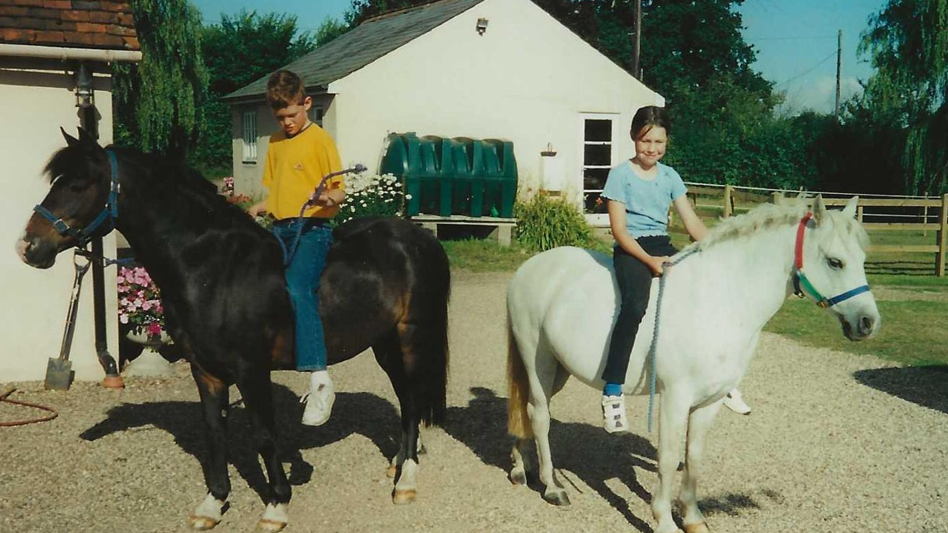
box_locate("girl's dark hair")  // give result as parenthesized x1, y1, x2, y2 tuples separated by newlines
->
(630, 106, 671, 140)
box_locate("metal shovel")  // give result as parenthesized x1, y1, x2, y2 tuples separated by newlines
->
(45, 252, 92, 391)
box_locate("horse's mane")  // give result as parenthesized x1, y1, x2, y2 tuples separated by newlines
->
(693, 200, 870, 253)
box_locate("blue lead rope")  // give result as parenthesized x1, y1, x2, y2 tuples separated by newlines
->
(646, 246, 698, 433)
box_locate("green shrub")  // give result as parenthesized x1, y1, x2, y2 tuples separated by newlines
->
(514, 194, 595, 251)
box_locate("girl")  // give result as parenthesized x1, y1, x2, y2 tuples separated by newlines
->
(599, 106, 750, 433)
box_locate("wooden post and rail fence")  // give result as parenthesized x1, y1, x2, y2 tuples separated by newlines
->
(675, 183, 948, 277)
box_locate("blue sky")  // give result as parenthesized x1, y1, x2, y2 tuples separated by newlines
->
(192, 0, 889, 114)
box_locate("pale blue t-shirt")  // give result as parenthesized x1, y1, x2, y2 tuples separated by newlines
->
(600, 161, 687, 238)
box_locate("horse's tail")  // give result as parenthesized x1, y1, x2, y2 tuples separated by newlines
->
(507, 318, 533, 439)
(413, 232, 451, 428)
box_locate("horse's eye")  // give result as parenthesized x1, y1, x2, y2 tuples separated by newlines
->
(827, 258, 844, 269)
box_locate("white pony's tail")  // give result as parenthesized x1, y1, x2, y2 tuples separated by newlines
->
(507, 319, 533, 439)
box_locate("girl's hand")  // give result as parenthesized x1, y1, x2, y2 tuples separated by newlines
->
(647, 255, 671, 276)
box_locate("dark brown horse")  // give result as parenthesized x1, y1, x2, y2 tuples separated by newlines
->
(16, 129, 450, 532)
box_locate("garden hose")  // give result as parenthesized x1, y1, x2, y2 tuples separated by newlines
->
(0, 387, 58, 427)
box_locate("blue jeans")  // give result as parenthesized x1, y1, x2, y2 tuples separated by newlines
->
(271, 219, 333, 371)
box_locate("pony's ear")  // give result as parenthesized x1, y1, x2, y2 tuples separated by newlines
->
(61, 127, 80, 148)
(842, 196, 859, 218)
(812, 194, 827, 224)
(77, 126, 99, 147)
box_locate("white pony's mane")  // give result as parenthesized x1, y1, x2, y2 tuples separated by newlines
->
(692, 200, 870, 252)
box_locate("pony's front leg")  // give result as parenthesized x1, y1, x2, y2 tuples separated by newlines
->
(680, 400, 724, 533)
(188, 367, 231, 531)
(653, 391, 690, 533)
(235, 369, 291, 532)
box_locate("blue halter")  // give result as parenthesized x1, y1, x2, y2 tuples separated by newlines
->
(792, 212, 872, 308)
(34, 150, 120, 248)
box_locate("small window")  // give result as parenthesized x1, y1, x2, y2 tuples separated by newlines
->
(242, 111, 257, 162)
(308, 105, 324, 127)
(582, 117, 614, 213)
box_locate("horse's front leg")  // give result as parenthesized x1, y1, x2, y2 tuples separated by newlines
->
(234, 366, 291, 532)
(188, 366, 231, 531)
(680, 400, 724, 533)
(653, 390, 690, 533)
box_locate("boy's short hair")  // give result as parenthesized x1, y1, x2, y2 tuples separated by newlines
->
(266, 70, 306, 110)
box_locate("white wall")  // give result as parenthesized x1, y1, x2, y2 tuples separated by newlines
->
(328, 0, 663, 206)
(0, 58, 119, 383)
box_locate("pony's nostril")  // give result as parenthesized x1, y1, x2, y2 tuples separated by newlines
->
(859, 316, 875, 335)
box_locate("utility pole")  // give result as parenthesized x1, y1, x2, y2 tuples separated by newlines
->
(631, 0, 642, 79)
(835, 29, 842, 121)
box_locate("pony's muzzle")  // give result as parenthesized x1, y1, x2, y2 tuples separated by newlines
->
(16, 230, 58, 269)
(840, 311, 880, 341)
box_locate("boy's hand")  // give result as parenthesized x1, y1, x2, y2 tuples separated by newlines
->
(246, 201, 267, 218)
(308, 192, 335, 207)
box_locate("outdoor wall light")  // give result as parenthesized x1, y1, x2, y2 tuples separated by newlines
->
(476, 18, 489, 36)
(75, 63, 95, 108)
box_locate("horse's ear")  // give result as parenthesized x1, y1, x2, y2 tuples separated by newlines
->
(61, 127, 80, 148)
(842, 196, 859, 218)
(812, 194, 827, 224)
(76, 126, 100, 148)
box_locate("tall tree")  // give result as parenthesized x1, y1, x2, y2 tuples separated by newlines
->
(194, 11, 317, 174)
(113, 0, 207, 159)
(860, 0, 948, 194)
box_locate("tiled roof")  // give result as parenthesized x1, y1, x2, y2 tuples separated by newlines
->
(226, 0, 485, 101)
(0, 0, 139, 50)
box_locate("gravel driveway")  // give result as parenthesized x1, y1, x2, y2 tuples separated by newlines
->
(1, 271, 946, 533)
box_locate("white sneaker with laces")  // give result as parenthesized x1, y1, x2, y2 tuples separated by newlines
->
(301, 371, 335, 427)
(601, 394, 629, 434)
(723, 388, 751, 415)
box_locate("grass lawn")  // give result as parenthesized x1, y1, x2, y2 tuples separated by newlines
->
(445, 237, 948, 368)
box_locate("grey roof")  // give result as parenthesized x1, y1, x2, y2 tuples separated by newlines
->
(225, 0, 486, 101)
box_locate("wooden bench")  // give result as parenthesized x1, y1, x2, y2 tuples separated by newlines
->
(411, 214, 517, 247)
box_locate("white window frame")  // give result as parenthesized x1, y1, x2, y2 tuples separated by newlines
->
(579, 113, 618, 226)
(242, 110, 257, 163)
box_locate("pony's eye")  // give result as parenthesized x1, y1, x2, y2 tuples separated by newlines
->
(827, 258, 844, 269)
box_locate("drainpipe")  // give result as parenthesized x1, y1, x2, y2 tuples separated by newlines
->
(75, 61, 125, 389)
(0, 43, 141, 62)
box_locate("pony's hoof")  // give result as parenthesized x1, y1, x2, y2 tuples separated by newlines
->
(386, 464, 398, 478)
(188, 515, 220, 531)
(392, 489, 416, 505)
(509, 469, 527, 486)
(683, 523, 709, 533)
(101, 375, 125, 389)
(255, 518, 288, 533)
(543, 491, 571, 506)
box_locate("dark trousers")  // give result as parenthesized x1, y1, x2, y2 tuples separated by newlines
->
(601, 235, 678, 384)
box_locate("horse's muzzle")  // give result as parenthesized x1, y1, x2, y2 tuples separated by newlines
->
(840, 312, 880, 341)
(16, 233, 58, 269)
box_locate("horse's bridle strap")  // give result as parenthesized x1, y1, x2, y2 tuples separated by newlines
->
(33, 150, 120, 247)
(792, 211, 870, 308)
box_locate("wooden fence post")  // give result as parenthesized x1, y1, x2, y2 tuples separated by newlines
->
(771, 191, 782, 205)
(723, 184, 733, 218)
(938, 194, 947, 277)
(856, 205, 864, 222)
(923, 191, 929, 237)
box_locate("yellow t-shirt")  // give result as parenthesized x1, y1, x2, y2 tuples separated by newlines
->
(262, 124, 344, 220)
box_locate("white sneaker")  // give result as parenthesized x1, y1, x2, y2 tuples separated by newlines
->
(301, 372, 335, 426)
(723, 388, 751, 415)
(601, 395, 629, 433)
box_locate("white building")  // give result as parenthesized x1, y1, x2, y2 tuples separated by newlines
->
(225, 0, 663, 223)
(0, 3, 140, 382)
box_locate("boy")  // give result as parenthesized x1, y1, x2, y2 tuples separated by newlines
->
(247, 70, 345, 426)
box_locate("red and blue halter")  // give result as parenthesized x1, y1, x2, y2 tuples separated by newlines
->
(792, 212, 871, 308)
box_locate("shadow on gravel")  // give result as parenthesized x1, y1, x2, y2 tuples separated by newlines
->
(853, 365, 948, 414)
(79, 385, 403, 502)
(441, 387, 658, 532)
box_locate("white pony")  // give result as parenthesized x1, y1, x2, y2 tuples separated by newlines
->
(506, 196, 880, 533)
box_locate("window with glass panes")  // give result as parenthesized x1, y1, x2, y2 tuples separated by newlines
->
(242, 111, 257, 162)
(582, 117, 614, 213)
(308, 105, 324, 127)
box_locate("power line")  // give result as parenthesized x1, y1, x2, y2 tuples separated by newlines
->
(775, 51, 838, 86)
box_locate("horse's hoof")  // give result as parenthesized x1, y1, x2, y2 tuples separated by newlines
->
(255, 518, 288, 533)
(386, 464, 398, 478)
(392, 489, 416, 505)
(509, 469, 527, 486)
(683, 523, 709, 533)
(543, 491, 571, 506)
(188, 515, 220, 531)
